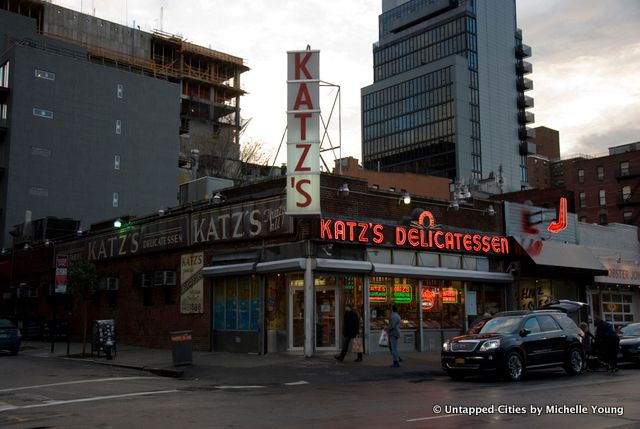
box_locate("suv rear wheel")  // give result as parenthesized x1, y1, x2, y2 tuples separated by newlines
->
(565, 345, 584, 375)
(504, 351, 524, 381)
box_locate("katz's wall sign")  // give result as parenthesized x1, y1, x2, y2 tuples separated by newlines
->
(319, 210, 510, 255)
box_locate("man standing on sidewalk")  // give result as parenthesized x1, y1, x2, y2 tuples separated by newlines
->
(335, 303, 363, 362)
(386, 305, 401, 367)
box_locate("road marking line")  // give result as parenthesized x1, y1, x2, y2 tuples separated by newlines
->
(0, 390, 179, 412)
(283, 381, 309, 386)
(0, 376, 158, 393)
(407, 414, 462, 422)
(215, 385, 266, 389)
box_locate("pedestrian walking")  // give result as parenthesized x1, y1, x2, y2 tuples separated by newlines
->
(335, 303, 363, 362)
(386, 304, 401, 367)
(594, 316, 620, 373)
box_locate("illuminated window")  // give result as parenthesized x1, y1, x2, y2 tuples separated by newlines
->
(114, 155, 120, 170)
(117, 84, 123, 98)
(599, 189, 606, 206)
(622, 185, 631, 202)
(115, 119, 121, 134)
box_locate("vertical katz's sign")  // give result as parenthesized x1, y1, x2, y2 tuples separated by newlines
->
(286, 49, 321, 215)
(180, 252, 204, 314)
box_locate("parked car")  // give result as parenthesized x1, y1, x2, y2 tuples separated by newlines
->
(0, 318, 22, 355)
(442, 310, 584, 381)
(618, 323, 640, 365)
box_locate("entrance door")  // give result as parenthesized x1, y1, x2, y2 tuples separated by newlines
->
(288, 285, 339, 350)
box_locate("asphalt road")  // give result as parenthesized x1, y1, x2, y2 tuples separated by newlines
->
(1, 353, 639, 429)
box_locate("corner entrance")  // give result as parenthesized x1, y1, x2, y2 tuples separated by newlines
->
(288, 285, 339, 351)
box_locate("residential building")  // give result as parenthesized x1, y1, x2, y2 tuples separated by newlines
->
(527, 126, 559, 190)
(552, 142, 640, 227)
(361, 0, 534, 193)
(0, 1, 248, 248)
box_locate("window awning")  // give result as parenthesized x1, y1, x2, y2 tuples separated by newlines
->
(513, 238, 607, 275)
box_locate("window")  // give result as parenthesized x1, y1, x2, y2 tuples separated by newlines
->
(33, 108, 53, 119)
(523, 317, 541, 334)
(112, 192, 119, 207)
(35, 69, 55, 81)
(115, 119, 122, 134)
(214, 276, 260, 331)
(579, 216, 587, 223)
(577, 169, 584, 183)
(537, 315, 560, 332)
(0, 61, 9, 87)
(599, 213, 607, 225)
(619, 161, 630, 176)
(622, 185, 631, 202)
(579, 192, 586, 208)
(597, 166, 604, 180)
(114, 155, 121, 170)
(117, 84, 123, 98)
(599, 189, 606, 206)
(623, 211, 633, 224)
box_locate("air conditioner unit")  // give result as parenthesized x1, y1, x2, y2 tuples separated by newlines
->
(154, 270, 177, 286)
(136, 272, 153, 288)
(106, 278, 119, 290)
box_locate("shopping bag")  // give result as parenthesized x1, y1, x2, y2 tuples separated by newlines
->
(378, 330, 389, 347)
(351, 336, 363, 353)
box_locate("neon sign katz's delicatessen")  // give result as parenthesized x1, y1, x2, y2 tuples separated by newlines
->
(319, 211, 509, 255)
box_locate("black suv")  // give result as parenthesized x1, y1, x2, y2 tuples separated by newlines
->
(441, 310, 584, 381)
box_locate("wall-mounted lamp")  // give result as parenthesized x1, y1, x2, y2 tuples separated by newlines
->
(212, 192, 225, 204)
(158, 209, 165, 216)
(113, 218, 122, 228)
(337, 183, 350, 197)
(485, 205, 496, 216)
(76, 229, 83, 236)
(448, 200, 459, 211)
(44, 239, 51, 247)
(401, 191, 411, 205)
(23, 243, 30, 250)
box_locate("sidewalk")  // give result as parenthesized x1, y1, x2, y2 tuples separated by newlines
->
(20, 341, 444, 385)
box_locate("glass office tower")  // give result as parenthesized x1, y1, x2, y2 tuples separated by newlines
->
(362, 0, 534, 192)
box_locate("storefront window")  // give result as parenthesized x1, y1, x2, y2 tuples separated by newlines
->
(421, 280, 464, 331)
(369, 276, 419, 332)
(516, 278, 578, 311)
(213, 276, 260, 331)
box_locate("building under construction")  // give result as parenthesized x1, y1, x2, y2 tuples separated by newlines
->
(1, 0, 249, 169)
(0, 0, 249, 247)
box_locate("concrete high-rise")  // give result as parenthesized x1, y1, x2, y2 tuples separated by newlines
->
(361, 0, 534, 192)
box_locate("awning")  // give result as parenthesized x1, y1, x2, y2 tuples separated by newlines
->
(372, 263, 513, 283)
(514, 238, 607, 275)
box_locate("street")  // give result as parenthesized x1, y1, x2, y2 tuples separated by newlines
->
(1, 352, 639, 429)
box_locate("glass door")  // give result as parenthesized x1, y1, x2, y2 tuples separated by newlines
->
(315, 287, 338, 350)
(288, 285, 339, 351)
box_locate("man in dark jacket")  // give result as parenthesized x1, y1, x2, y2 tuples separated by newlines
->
(335, 303, 363, 362)
(594, 316, 620, 373)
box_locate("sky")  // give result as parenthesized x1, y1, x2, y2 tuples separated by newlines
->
(53, 0, 640, 165)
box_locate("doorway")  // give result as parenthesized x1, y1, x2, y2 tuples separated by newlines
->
(288, 285, 339, 351)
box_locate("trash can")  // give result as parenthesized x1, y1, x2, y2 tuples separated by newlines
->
(170, 330, 192, 366)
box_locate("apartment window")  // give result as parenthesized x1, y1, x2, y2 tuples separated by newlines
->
(577, 169, 584, 184)
(35, 69, 55, 81)
(115, 119, 122, 134)
(33, 108, 53, 119)
(597, 166, 604, 180)
(114, 155, 121, 170)
(0, 61, 9, 87)
(599, 189, 606, 206)
(620, 161, 630, 176)
(112, 192, 119, 207)
(623, 212, 633, 224)
(599, 213, 607, 225)
(117, 84, 124, 98)
(579, 192, 586, 208)
(622, 185, 631, 202)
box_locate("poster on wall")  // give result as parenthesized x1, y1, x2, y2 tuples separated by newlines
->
(54, 255, 68, 294)
(180, 252, 204, 314)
